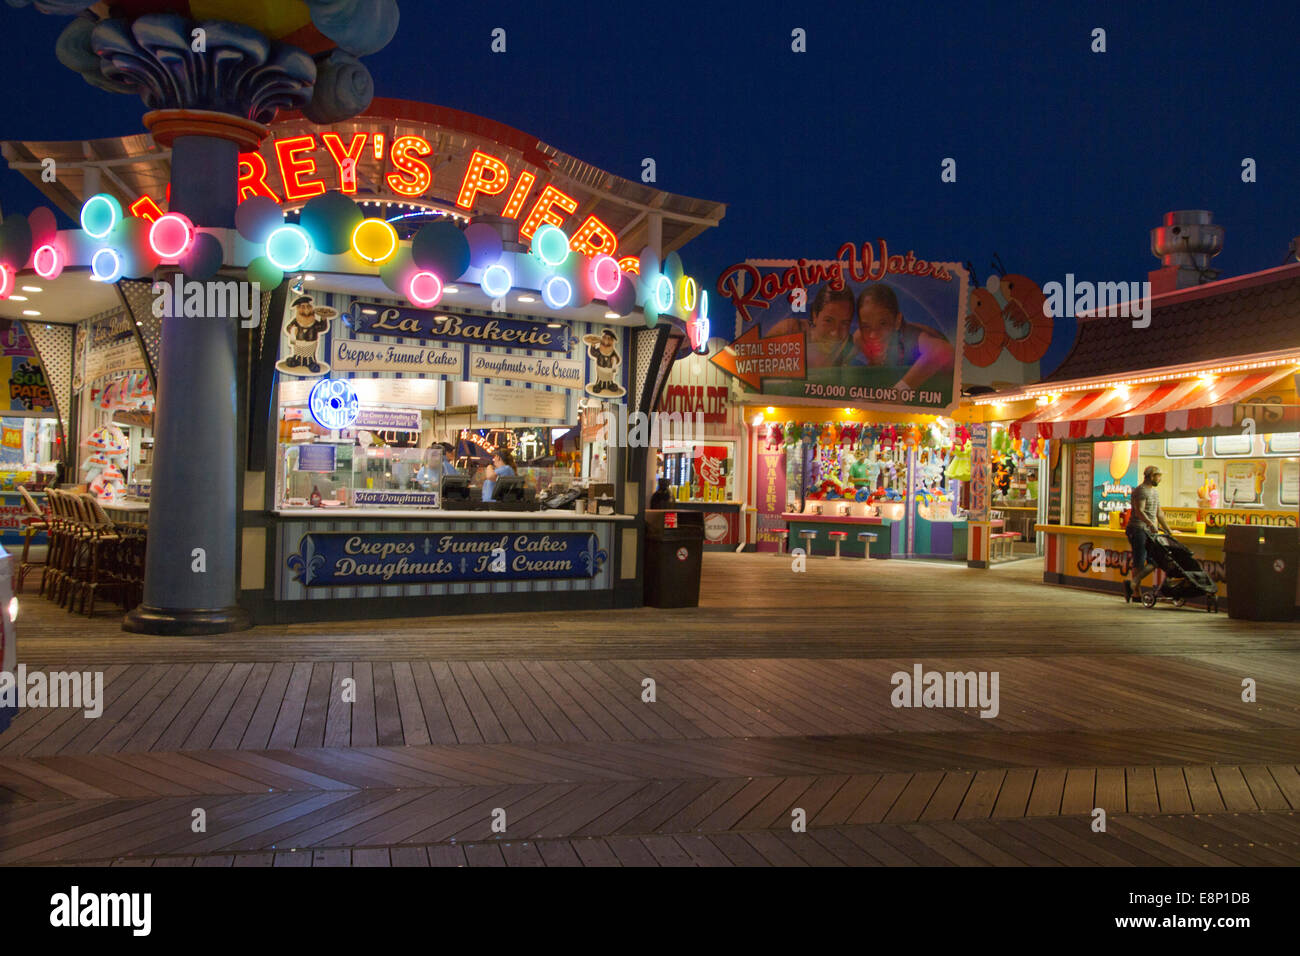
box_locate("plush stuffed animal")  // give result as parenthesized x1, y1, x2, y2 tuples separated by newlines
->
(841, 422, 860, 448)
(766, 422, 783, 449)
(819, 422, 838, 447)
(801, 422, 818, 445)
(784, 421, 800, 448)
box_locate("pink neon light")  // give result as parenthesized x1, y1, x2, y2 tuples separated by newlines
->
(0, 265, 12, 299)
(590, 254, 621, 297)
(408, 271, 443, 307)
(149, 212, 195, 260)
(33, 244, 62, 280)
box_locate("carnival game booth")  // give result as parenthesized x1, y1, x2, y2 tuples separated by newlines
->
(2, 98, 724, 625)
(748, 405, 975, 559)
(985, 260, 1300, 611)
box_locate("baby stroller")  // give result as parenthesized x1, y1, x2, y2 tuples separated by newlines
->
(1138, 532, 1220, 612)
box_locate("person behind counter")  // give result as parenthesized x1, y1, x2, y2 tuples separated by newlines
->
(481, 450, 516, 502)
(416, 443, 462, 488)
(650, 478, 672, 508)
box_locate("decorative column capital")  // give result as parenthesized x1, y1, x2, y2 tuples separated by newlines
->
(142, 109, 269, 151)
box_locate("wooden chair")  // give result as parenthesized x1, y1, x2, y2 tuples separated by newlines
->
(14, 485, 49, 593)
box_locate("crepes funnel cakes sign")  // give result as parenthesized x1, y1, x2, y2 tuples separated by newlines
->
(288, 530, 609, 586)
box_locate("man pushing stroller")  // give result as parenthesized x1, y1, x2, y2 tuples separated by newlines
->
(1124, 465, 1175, 603)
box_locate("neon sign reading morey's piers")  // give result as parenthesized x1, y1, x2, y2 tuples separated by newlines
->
(231, 132, 628, 264)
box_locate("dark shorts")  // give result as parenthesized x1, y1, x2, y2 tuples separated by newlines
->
(1126, 524, 1148, 574)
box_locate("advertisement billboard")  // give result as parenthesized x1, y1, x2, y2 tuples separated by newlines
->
(713, 244, 965, 411)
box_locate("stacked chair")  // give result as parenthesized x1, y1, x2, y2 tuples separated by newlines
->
(37, 489, 146, 616)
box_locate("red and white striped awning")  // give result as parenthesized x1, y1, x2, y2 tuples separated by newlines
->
(1010, 367, 1294, 440)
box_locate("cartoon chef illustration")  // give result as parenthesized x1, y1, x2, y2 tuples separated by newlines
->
(582, 327, 625, 397)
(276, 294, 338, 376)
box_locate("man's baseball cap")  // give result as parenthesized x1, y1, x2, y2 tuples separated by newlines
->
(1143, 465, 1162, 478)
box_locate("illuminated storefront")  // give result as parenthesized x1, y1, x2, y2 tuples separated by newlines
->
(1, 99, 725, 623)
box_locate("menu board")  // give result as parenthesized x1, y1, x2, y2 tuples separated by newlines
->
(1070, 444, 1094, 526)
(1164, 437, 1202, 458)
(479, 383, 567, 422)
(1212, 434, 1253, 457)
(1224, 460, 1266, 506)
(1265, 433, 1300, 456)
(1281, 460, 1299, 506)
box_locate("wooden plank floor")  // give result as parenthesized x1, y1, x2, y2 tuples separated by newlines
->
(7, 553, 1300, 866)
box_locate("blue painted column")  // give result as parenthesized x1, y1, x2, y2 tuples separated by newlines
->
(125, 124, 253, 634)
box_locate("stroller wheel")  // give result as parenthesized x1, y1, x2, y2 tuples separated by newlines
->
(1141, 589, 1157, 608)
(1172, 597, 1186, 608)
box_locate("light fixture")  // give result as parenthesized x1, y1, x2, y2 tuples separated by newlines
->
(517, 295, 536, 303)
(304, 274, 316, 281)
(407, 270, 443, 307)
(7, 596, 16, 622)
(21, 286, 42, 293)
(21, 309, 40, 316)
(532, 223, 570, 266)
(444, 285, 459, 294)
(541, 275, 573, 310)
(149, 212, 196, 260)
(361, 308, 378, 315)
(603, 311, 619, 319)
(653, 274, 673, 312)
(546, 321, 563, 328)
(32, 244, 62, 280)
(9, 295, 26, 302)
(90, 247, 122, 283)
(480, 263, 512, 298)
(266, 224, 313, 271)
(590, 254, 621, 297)
(351, 218, 398, 264)
(80, 193, 122, 239)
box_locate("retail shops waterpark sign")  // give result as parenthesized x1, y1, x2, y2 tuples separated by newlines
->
(711, 242, 965, 411)
(287, 531, 608, 587)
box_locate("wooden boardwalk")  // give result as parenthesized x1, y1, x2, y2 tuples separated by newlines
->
(6, 554, 1300, 866)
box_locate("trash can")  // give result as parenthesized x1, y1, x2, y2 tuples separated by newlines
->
(1224, 525, 1300, 621)
(644, 510, 704, 608)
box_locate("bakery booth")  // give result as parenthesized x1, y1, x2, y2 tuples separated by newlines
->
(710, 243, 1052, 560)
(978, 231, 1300, 611)
(3, 98, 725, 623)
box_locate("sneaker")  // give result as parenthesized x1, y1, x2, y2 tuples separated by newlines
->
(1123, 580, 1133, 603)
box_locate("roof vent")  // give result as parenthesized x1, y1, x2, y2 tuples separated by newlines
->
(1149, 210, 1223, 293)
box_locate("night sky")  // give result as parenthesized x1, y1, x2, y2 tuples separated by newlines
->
(1, 1, 1296, 371)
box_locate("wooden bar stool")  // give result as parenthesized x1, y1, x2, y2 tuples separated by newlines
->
(40, 489, 79, 603)
(771, 528, 789, 555)
(72, 494, 125, 617)
(857, 531, 878, 559)
(827, 530, 847, 558)
(15, 485, 49, 593)
(797, 529, 818, 556)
